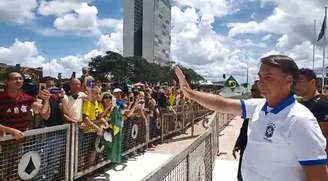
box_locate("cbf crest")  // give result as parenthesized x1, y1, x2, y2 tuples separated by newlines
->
(264, 122, 276, 142)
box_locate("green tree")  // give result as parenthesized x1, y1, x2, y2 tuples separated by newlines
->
(88, 51, 204, 84)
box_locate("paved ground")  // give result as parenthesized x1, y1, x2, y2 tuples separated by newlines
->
(93, 118, 208, 181)
(93, 115, 242, 181)
(213, 116, 242, 181)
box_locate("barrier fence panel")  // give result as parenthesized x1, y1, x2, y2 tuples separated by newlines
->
(122, 117, 147, 154)
(0, 102, 211, 180)
(74, 128, 107, 179)
(142, 112, 233, 181)
(149, 116, 161, 142)
(0, 124, 70, 181)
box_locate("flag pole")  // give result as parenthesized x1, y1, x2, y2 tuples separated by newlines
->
(322, 7, 327, 93)
(313, 20, 316, 70)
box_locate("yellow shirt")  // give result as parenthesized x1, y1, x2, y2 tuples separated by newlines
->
(100, 103, 114, 120)
(169, 94, 176, 107)
(82, 100, 104, 133)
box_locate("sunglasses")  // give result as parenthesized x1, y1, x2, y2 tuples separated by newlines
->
(103, 96, 112, 99)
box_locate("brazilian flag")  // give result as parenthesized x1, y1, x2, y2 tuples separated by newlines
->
(104, 106, 123, 163)
(224, 76, 239, 90)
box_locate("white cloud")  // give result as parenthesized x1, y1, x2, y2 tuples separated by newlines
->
(262, 34, 272, 41)
(170, 6, 259, 83)
(0, 0, 38, 23)
(37, 0, 90, 16)
(0, 36, 115, 78)
(54, 3, 99, 32)
(97, 19, 123, 53)
(173, 0, 236, 17)
(227, 0, 328, 72)
(228, 21, 261, 37)
(171, 7, 230, 66)
(0, 39, 44, 67)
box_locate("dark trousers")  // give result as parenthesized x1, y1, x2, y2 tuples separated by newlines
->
(237, 152, 244, 181)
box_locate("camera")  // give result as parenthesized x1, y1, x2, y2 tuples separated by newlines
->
(49, 88, 62, 94)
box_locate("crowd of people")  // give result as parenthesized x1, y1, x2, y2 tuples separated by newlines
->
(1, 54, 328, 180)
(0, 67, 191, 143)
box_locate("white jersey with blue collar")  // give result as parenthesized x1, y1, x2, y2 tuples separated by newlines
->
(240, 95, 327, 181)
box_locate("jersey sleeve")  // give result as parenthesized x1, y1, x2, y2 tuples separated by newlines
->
(240, 98, 264, 119)
(289, 116, 327, 166)
(82, 101, 91, 117)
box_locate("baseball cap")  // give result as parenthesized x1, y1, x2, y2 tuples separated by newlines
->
(113, 88, 122, 93)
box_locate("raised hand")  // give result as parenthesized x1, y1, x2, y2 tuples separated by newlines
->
(174, 66, 192, 97)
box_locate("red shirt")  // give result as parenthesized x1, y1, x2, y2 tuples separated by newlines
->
(0, 91, 34, 131)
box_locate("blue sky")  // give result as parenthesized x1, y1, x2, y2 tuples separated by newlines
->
(0, 0, 327, 83)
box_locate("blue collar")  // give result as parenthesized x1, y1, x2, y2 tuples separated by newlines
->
(261, 94, 295, 115)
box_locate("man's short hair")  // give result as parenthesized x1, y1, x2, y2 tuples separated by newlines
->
(4, 69, 22, 80)
(260, 55, 299, 80)
(299, 68, 317, 81)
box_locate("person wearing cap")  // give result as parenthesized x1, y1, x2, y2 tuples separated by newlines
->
(175, 55, 328, 181)
(296, 68, 328, 157)
(113, 88, 126, 110)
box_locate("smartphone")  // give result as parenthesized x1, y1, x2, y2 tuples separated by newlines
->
(49, 87, 62, 94)
(86, 79, 93, 88)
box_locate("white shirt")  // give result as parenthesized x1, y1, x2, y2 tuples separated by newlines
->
(240, 95, 327, 181)
(62, 92, 86, 122)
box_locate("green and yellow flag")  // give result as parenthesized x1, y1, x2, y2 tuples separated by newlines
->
(105, 106, 123, 163)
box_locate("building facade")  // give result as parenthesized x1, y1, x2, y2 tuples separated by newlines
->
(123, 0, 171, 64)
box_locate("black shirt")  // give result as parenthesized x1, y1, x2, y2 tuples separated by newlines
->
(300, 95, 328, 123)
(44, 96, 64, 127)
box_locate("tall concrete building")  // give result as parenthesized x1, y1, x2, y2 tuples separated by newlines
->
(123, 0, 171, 64)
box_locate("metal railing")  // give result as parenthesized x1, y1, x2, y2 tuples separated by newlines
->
(72, 102, 211, 179)
(142, 112, 233, 181)
(0, 124, 70, 181)
(0, 103, 211, 180)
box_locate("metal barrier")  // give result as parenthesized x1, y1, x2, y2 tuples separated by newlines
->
(72, 102, 211, 179)
(0, 102, 211, 180)
(0, 124, 70, 181)
(142, 112, 233, 181)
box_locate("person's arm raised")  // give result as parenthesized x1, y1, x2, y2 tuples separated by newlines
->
(174, 66, 242, 115)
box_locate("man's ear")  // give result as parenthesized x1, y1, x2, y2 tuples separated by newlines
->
(286, 75, 293, 85)
(310, 79, 316, 87)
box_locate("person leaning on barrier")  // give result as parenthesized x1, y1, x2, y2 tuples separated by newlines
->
(233, 80, 262, 181)
(296, 68, 328, 158)
(81, 79, 106, 136)
(126, 91, 147, 121)
(42, 78, 65, 127)
(174, 55, 328, 181)
(61, 78, 87, 124)
(99, 91, 113, 129)
(0, 70, 51, 140)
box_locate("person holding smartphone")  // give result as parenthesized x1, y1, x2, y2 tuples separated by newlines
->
(0, 70, 51, 140)
(42, 78, 64, 127)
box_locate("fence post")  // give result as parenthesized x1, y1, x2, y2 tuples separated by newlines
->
(69, 123, 76, 181)
(191, 105, 195, 137)
(146, 116, 150, 145)
(182, 104, 186, 134)
(160, 113, 164, 143)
